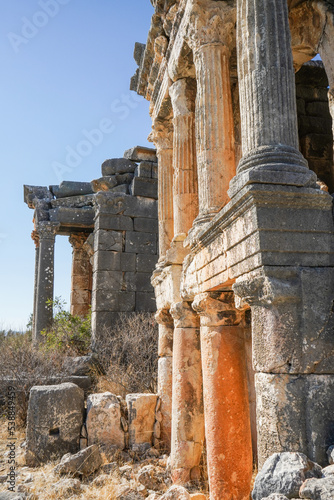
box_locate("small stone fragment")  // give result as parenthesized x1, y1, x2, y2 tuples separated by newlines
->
(300, 476, 334, 499)
(54, 444, 102, 476)
(160, 485, 191, 499)
(51, 478, 82, 498)
(322, 464, 334, 476)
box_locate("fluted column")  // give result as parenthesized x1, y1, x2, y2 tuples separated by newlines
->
(149, 119, 174, 259)
(235, 0, 311, 179)
(193, 292, 252, 500)
(169, 301, 204, 485)
(155, 308, 174, 452)
(34, 222, 59, 343)
(69, 232, 92, 317)
(31, 230, 40, 338)
(194, 43, 236, 222)
(169, 78, 198, 237)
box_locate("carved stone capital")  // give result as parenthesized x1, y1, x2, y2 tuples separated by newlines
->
(31, 230, 40, 248)
(233, 274, 300, 308)
(155, 308, 174, 327)
(192, 291, 242, 327)
(148, 118, 174, 151)
(170, 301, 199, 328)
(36, 222, 59, 241)
(69, 232, 89, 251)
(186, 1, 236, 54)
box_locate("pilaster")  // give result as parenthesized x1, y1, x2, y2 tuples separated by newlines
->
(69, 232, 92, 318)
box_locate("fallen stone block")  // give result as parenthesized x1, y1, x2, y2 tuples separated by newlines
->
(252, 452, 322, 500)
(300, 476, 334, 499)
(51, 478, 82, 498)
(54, 444, 102, 476)
(86, 392, 125, 449)
(322, 464, 334, 477)
(101, 158, 137, 176)
(62, 354, 101, 376)
(124, 146, 157, 163)
(126, 393, 158, 449)
(91, 176, 117, 192)
(26, 383, 84, 466)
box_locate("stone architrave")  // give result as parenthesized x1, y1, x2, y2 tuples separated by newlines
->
(192, 292, 252, 500)
(169, 301, 204, 485)
(34, 222, 59, 343)
(149, 119, 174, 259)
(155, 308, 174, 451)
(69, 232, 92, 317)
(169, 78, 198, 238)
(187, 7, 236, 223)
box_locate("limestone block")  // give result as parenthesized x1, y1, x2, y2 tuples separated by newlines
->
(92, 290, 135, 312)
(93, 251, 121, 272)
(26, 383, 84, 466)
(136, 292, 156, 312)
(54, 444, 102, 476)
(94, 230, 123, 252)
(134, 217, 158, 233)
(86, 392, 125, 449)
(135, 273, 154, 292)
(135, 161, 152, 178)
(120, 253, 137, 271)
(95, 214, 133, 231)
(262, 496, 289, 500)
(136, 254, 157, 272)
(125, 231, 157, 254)
(322, 464, 334, 476)
(62, 355, 100, 376)
(49, 207, 95, 226)
(126, 394, 158, 448)
(252, 452, 321, 500)
(300, 134, 332, 160)
(93, 271, 123, 291)
(255, 374, 334, 467)
(299, 476, 334, 499)
(110, 184, 129, 194)
(152, 164, 158, 179)
(51, 193, 94, 208)
(130, 177, 158, 199)
(101, 158, 137, 176)
(94, 192, 157, 218)
(189, 495, 207, 500)
(52, 181, 93, 198)
(91, 176, 117, 192)
(124, 146, 157, 163)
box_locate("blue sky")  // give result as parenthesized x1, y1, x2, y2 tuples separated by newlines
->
(0, 0, 154, 330)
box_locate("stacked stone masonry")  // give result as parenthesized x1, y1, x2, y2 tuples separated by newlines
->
(24, 146, 159, 347)
(131, 0, 334, 499)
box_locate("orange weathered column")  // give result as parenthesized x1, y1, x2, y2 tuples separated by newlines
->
(169, 301, 205, 485)
(155, 308, 174, 452)
(69, 233, 92, 317)
(169, 78, 198, 238)
(193, 292, 252, 500)
(193, 42, 236, 222)
(149, 119, 174, 259)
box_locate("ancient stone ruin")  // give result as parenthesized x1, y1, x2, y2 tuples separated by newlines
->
(24, 146, 158, 346)
(129, 0, 334, 498)
(21, 0, 334, 499)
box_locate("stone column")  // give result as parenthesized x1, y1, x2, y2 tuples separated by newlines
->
(69, 232, 92, 317)
(155, 308, 174, 452)
(31, 230, 39, 338)
(193, 292, 252, 500)
(169, 301, 204, 485)
(193, 42, 236, 222)
(34, 222, 58, 343)
(232, 0, 315, 189)
(169, 78, 198, 237)
(149, 119, 174, 259)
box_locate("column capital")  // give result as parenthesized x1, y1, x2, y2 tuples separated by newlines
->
(69, 232, 89, 251)
(232, 273, 300, 308)
(149, 118, 174, 151)
(186, 2, 236, 54)
(192, 291, 242, 326)
(31, 230, 40, 248)
(169, 78, 196, 117)
(170, 301, 199, 328)
(36, 222, 59, 240)
(155, 308, 174, 327)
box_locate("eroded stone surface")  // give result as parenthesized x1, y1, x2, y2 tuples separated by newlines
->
(86, 392, 124, 449)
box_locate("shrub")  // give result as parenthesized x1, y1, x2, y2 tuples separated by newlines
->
(94, 312, 158, 397)
(41, 297, 91, 356)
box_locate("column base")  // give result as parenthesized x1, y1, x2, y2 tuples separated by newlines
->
(228, 145, 317, 199)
